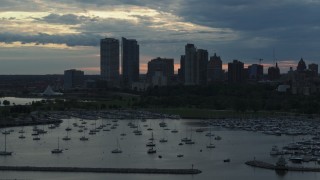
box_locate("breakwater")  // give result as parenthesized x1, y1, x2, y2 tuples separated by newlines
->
(0, 166, 202, 175)
(246, 160, 320, 172)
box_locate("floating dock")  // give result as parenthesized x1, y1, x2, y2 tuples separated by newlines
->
(0, 166, 201, 175)
(246, 160, 320, 172)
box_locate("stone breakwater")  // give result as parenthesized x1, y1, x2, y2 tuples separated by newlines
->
(0, 166, 202, 175)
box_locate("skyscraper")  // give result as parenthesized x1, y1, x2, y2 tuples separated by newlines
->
(64, 69, 84, 89)
(297, 58, 306, 72)
(248, 64, 263, 81)
(184, 44, 197, 85)
(178, 55, 185, 83)
(207, 53, 223, 83)
(228, 60, 244, 83)
(147, 57, 174, 85)
(308, 63, 318, 77)
(267, 63, 280, 81)
(121, 37, 139, 88)
(196, 49, 208, 85)
(100, 38, 120, 87)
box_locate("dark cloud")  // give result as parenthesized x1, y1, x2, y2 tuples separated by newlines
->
(34, 13, 97, 25)
(0, 32, 102, 46)
(0, 0, 42, 12)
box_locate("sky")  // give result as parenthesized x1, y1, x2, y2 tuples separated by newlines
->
(0, 0, 320, 74)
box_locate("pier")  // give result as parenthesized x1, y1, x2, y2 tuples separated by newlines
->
(0, 166, 202, 175)
(246, 160, 320, 172)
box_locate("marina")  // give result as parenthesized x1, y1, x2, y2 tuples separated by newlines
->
(1, 111, 320, 179)
(246, 160, 320, 172)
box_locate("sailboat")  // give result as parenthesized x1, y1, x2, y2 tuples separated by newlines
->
(2, 128, 10, 135)
(51, 137, 63, 154)
(80, 129, 89, 141)
(111, 139, 122, 153)
(146, 132, 156, 147)
(65, 119, 72, 131)
(206, 128, 216, 148)
(48, 124, 56, 129)
(181, 126, 191, 142)
(147, 132, 156, 154)
(159, 119, 167, 127)
(0, 132, 12, 156)
(159, 130, 168, 143)
(19, 129, 26, 139)
(18, 127, 25, 133)
(147, 122, 153, 131)
(185, 128, 195, 144)
(33, 133, 40, 140)
(62, 131, 71, 141)
(206, 132, 215, 148)
(147, 146, 156, 154)
(171, 124, 178, 133)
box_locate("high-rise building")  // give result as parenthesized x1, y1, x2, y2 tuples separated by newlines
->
(308, 63, 318, 77)
(297, 58, 307, 72)
(196, 49, 208, 85)
(147, 57, 174, 86)
(207, 53, 223, 83)
(64, 69, 84, 89)
(100, 38, 120, 87)
(228, 60, 244, 83)
(121, 37, 139, 88)
(248, 64, 263, 81)
(184, 44, 197, 85)
(268, 63, 280, 81)
(178, 55, 185, 83)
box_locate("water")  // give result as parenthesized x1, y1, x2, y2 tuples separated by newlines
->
(0, 97, 43, 106)
(0, 118, 319, 180)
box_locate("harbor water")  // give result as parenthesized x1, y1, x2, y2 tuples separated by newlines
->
(1, 118, 320, 180)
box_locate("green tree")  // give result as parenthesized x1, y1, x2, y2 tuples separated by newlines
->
(3, 100, 10, 106)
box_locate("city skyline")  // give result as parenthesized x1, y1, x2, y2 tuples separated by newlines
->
(0, 1, 320, 74)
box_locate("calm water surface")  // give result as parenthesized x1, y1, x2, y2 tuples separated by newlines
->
(0, 118, 319, 180)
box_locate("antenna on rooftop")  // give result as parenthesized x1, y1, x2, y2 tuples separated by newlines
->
(273, 48, 276, 65)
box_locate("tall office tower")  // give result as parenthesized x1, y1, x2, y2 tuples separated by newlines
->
(228, 60, 244, 83)
(196, 49, 208, 85)
(184, 44, 197, 85)
(121, 37, 139, 88)
(178, 55, 185, 83)
(147, 57, 174, 86)
(207, 53, 223, 83)
(268, 63, 280, 81)
(248, 64, 264, 81)
(308, 63, 318, 77)
(100, 38, 120, 87)
(297, 58, 306, 72)
(64, 69, 84, 89)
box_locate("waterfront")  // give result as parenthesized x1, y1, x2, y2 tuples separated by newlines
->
(0, 97, 43, 106)
(1, 117, 320, 180)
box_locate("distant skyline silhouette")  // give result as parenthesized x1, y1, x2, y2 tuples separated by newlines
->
(0, 0, 319, 74)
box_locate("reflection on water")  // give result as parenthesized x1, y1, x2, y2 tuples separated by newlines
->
(0, 118, 320, 180)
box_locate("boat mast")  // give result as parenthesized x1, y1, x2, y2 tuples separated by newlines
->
(4, 133, 7, 152)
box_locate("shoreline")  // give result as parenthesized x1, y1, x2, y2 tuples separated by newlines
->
(0, 108, 319, 129)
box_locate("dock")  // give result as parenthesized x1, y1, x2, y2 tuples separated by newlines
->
(0, 166, 202, 175)
(246, 160, 320, 172)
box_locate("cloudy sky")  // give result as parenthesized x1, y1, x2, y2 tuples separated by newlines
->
(0, 0, 319, 74)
